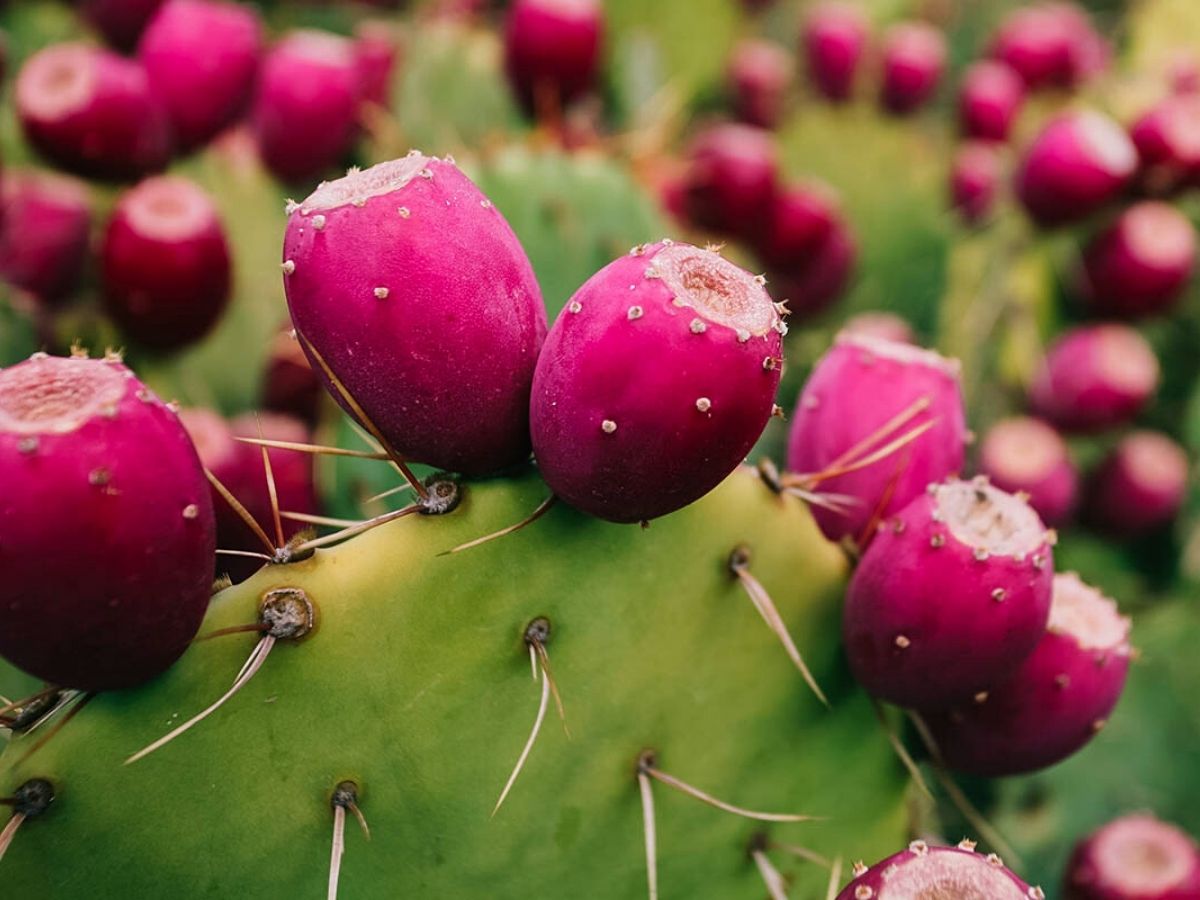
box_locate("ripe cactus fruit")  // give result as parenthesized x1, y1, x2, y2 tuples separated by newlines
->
(681, 123, 779, 239)
(727, 39, 791, 130)
(531, 242, 783, 523)
(843, 311, 914, 345)
(836, 840, 1041, 899)
(924, 572, 1131, 777)
(80, 0, 165, 53)
(1064, 814, 1200, 900)
(843, 477, 1055, 710)
(137, 0, 264, 154)
(1086, 431, 1188, 538)
(1131, 95, 1200, 194)
(1015, 111, 1137, 228)
(1029, 324, 1159, 433)
(15, 43, 171, 181)
(801, 2, 869, 103)
(100, 175, 231, 351)
(951, 140, 1002, 224)
(261, 326, 321, 426)
(0, 169, 91, 305)
(0, 354, 215, 691)
(753, 182, 836, 271)
(786, 333, 967, 544)
(354, 20, 399, 109)
(503, 0, 603, 114)
(282, 153, 546, 476)
(958, 60, 1025, 143)
(988, 3, 1105, 91)
(766, 216, 856, 319)
(1079, 202, 1196, 319)
(878, 22, 946, 116)
(978, 416, 1078, 527)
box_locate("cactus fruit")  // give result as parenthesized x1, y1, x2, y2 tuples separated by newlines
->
(951, 141, 1002, 225)
(878, 22, 946, 116)
(753, 182, 835, 271)
(0, 354, 215, 691)
(0, 169, 91, 305)
(282, 154, 546, 476)
(261, 326, 321, 426)
(843, 477, 1055, 710)
(1064, 814, 1200, 900)
(727, 39, 790, 130)
(1086, 431, 1188, 538)
(978, 416, 1078, 527)
(681, 123, 778, 239)
(531, 242, 783, 523)
(354, 20, 400, 109)
(836, 840, 1041, 899)
(801, 2, 868, 103)
(503, 0, 603, 114)
(958, 60, 1025, 143)
(987, 3, 1105, 91)
(767, 215, 856, 320)
(843, 311, 914, 345)
(80, 0, 165, 53)
(1131, 95, 1200, 195)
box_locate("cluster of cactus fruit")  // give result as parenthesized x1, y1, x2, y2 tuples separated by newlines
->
(1, 0, 1200, 898)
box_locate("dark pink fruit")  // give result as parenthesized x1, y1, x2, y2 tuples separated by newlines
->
(503, 0, 603, 114)
(842, 311, 914, 344)
(530, 241, 784, 523)
(1080, 202, 1195, 319)
(1065, 814, 1200, 900)
(837, 840, 1041, 900)
(1087, 431, 1188, 537)
(1016, 110, 1137, 227)
(988, 2, 1105, 91)
(879, 21, 945, 115)
(1030, 324, 1159, 433)
(727, 39, 790, 130)
(137, 0, 263, 154)
(979, 416, 1078, 527)
(787, 333, 966, 544)
(354, 20, 399, 109)
(1131, 95, 1200, 195)
(766, 215, 856, 319)
(753, 181, 836, 270)
(81, 0, 165, 52)
(0, 169, 91, 305)
(262, 326, 322, 426)
(801, 2, 869, 103)
(951, 140, 1002, 224)
(16, 42, 171, 181)
(283, 154, 546, 476)
(958, 60, 1025, 142)
(682, 123, 779, 238)
(101, 175, 231, 351)
(0, 354, 215, 690)
(925, 572, 1131, 776)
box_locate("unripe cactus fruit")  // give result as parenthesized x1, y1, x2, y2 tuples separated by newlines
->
(879, 21, 945, 115)
(530, 242, 784, 523)
(786, 333, 967, 544)
(978, 416, 1078, 527)
(843, 477, 1055, 710)
(958, 60, 1025, 143)
(1029, 324, 1159, 433)
(681, 123, 779, 238)
(1086, 431, 1188, 538)
(282, 153, 546, 475)
(80, 0, 165, 53)
(836, 840, 1041, 899)
(0, 354, 215, 691)
(924, 572, 1131, 777)
(100, 175, 231, 351)
(951, 140, 1002, 224)
(801, 2, 869, 103)
(137, 0, 263, 154)
(0, 169, 91, 305)
(15, 43, 171, 181)
(727, 39, 791, 130)
(503, 0, 603, 114)
(1131, 95, 1200, 195)
(1064, 814, 1200, 900)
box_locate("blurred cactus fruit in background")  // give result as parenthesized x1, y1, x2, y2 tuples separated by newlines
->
(80, 0, 165, 52)
(958, 60, 1026, 143)
(843, 310, 914, 344)
(1130, 94, 1200, 196)
(987, 2, 1108, 91)
(753, 180, 835, 269)
(879, 21, 945, 116)
(767, 212, 855, 319)
(0, 169, 91, 305)
(1086, 430, 1188, 538)
(0, 354, 215, 690)
(836, 841, 1041, 899)
(727, 38, 790, 130)
(503, 0, 603, 116)
(681, 122, 778, 238)
(978, 416, 1078, 527)
(1064, 814, 1200, 900)
(100, 175, 231, 351)
(354, 19, 400, 109)
(261, 325, 321, 426)
(951, 140, 1002, 224)
(801, 1, 869, 103)
(16, 42, 171, 181)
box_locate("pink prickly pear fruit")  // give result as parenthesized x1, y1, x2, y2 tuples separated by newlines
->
(1131, 95, 1200, 195)
(252, 30, 361, 185)
(924, 572, 1130, 776)
(979, 416, 1078, 527)
(753, 181, 836, 270)
(1016, 111, 1137, 228)
(988, 2, 1103, 91)
(1086, 431, 1188, 538)
(0, 169, 91, 305)
(283, 154, 546, 476)
(261, 326, 321, 426)
(801, 2, 869, 103)
(766, 215, 856, 320)
(958, 60, 1025, 142)
(137, 0, 263, 154)
(681, 123, 779, 238)
(1080, 202, 1196, 319)
(0, 354, 215, 690)
(503, 0, 603, 114)
(879, 21, 946, 115)
(530, 241, 785, 524)
(80, 0, 165, 52)
(844, 477, 1056, 710)
(15, 42, 171, 181)
(1169, 54, 1200, 96)
(101, 175, 231, 351)
(354, 20, 400, 109)
(843, 311, 914, 345)
(951, 140, 1002, 224)
(1029, 324, 1159, 433)
(1065, 814, 1200, 900)
(727, 39, 791, 130)
(836, 840, 1042, 900)
(786, 333, 966, 544)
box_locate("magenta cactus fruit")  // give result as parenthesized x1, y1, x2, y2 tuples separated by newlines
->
(80, 0, 165, 52)
(0, 354, 215, 690)
(786, 333, 967, 544)
(282, 153, 546, 475)
(503, 0, 603, 114)
(681, 123, 778, 238)
(15, 42, 171, 181)
(101, 175, 231, 351)
(1131, 95, 1200, 195)
(836, 840, 1041, 900)
(951, 140, 1003, 224)
(727, 39, 790, 130)
(879, 21, 945, 115)
(261, 326, 321, 425)
(988, 2, 1105, 91)
(843, 311, 914, 345)
(1080, 202, 1196, 319)
(767, 214, 856, 319)
(801, 1, 868, 103)
(251, 30, 361, 184)
(1087, 431, 1188, 538)
(925, 572, 1131, 776)
(1016, 111, 1138, 227)
(0, 168, 91, 305)
(137, 0, 263, 153)
(1029, 324, 1159, 432)
(979, 416, 1078, 527)
(354, 20, 399, 108)
(530, 241, 784, 523)
(1065, 814, 1200, 900)
(958, 60, 1025, 142)
(753, 181, 835, 270)
(844, 476, 1056, 709)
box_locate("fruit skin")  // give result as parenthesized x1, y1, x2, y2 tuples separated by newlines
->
(978, 416, 1078, 527)
(100, 175, 231, 351)
(681, 123, 778, 239)
(1086, 431, 1188, 538)
(766, 215, 856, 320)
(1131, 95, 1200, 195)
(16, 42, 171, 181)
(988, 3, 1107, 91)
(727, 38, 790, 130)
(836, 841, 1038, 900)
(878, 21, 945, 115)
(503, 0, 602, 113)
(753, 182, 835, 270)
(0, 169, 91, 305)
(801, 1, 868, 103)
(1079, 202, 1196, 319)
(137, 0, 263, 154)
(786, 333, 967, 544)
(1064, 814, 1200, 900)
(950, 140, 1002, 224)
(0, 354, 215, 691)
(843, 478, 1055, 710)
(924, 572, 1131, 777)
(958, 60, 1025, 142)
(80, 0, 165, 52)
(283, 154, 546, 476)
(354, 20, 399, 108)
